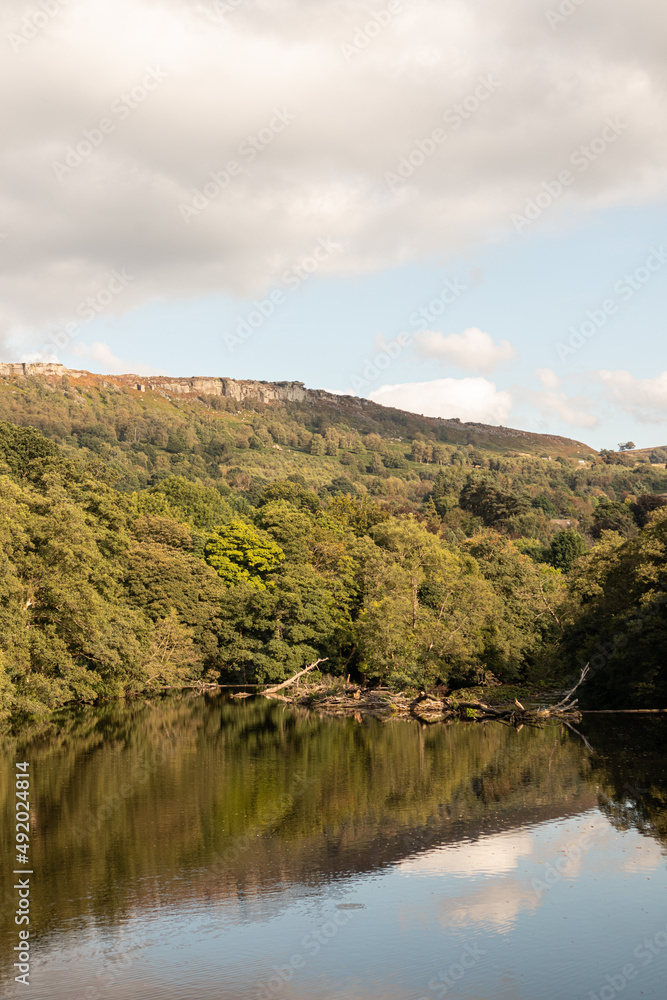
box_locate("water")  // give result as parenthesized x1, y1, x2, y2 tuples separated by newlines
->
(1, 695, 666, 999)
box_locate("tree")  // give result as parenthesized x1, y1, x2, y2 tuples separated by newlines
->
(532, 493, 557, 517)
(258, 480, 321, 513)
(204, 520, 284, 588)
(459, 476, 531, 527)
(548, 530, 587, 572)
(216, 566, 346, 683)
(466, 532, 566, 681)
(367, 453, 385, 476)
(618, 442, 636, 452)
(143, 610, 200, 689)
(630, 494, 667, 528)
(125, 540, 226, 665)
(353, 517, 495, 689)
(558, 511, 667, 707)
(429, 469, 461, 516)
(591, 496, 636, 539)
(309, 434, 325, 456)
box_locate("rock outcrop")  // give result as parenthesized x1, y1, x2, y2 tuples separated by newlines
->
(0, 363, 316, 404)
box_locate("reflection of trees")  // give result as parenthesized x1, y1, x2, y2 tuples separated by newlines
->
(0, 694, 600, 975)
(582, 717, 667, 848)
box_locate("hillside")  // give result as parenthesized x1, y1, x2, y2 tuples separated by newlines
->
(2, 363, 667, 723)
(0, 362, 595, 463)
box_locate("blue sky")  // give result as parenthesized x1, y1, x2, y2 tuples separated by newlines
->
(2, 0, 666, 449)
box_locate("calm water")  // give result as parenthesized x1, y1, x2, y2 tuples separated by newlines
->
(1, 695, 666, 1000)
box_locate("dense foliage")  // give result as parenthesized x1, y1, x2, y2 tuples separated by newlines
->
(1, 372, 667, 719)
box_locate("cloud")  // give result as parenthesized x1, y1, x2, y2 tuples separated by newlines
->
(598, 369, 667, 422)
(529, 391, 598, 429)
(68, 341, 168, 376)
(1, 0, 667, 351)
(519, 369, 599, 428)
(369, 377, 513, 424)
(535, 367, 560, 391)
(414, 327, 516, 373)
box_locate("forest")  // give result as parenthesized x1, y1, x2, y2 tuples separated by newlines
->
(1, 369, 667, 725)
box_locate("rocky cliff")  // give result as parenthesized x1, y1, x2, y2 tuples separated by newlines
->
(0, 362, 314, 404)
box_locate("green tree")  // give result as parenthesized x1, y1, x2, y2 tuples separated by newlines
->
(460, 476, 531, 527)
(591, 496, 636, 539)
(558, 515, 667, 707)
(354, 517, 494, 689)
(217, 565, 346, 683)
(205, 520, 284, 588)
(548, 529, 587, 571)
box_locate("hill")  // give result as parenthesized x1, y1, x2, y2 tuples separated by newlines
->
(2, 363, 667, 723)
(0, 362, 595, 465)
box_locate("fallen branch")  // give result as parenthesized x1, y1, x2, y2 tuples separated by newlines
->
(262, 659, 328, 698)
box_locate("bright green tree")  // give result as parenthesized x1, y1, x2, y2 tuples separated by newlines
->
(205, 520, 284, 588)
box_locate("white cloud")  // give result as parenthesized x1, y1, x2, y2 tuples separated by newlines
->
(1, 0, 667, 352)
(415, 327, 516, 373)
(598, 369, 667, 422)
(530, 392, 598, 429)
(535, 367, 560, 391)
(369, 377, 513, 424)
(68, 341, 168, 376)
(519, 370, 599, 429)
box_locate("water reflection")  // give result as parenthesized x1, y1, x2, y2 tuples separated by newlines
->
(1, 696, 666, 999)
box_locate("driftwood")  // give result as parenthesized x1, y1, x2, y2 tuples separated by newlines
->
(259, 664, 592, 729)
(262, 659, 328, 698)
(443, 665, 590, 725)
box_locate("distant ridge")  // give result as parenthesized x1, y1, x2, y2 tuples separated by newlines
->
(0, 362, 597, 458)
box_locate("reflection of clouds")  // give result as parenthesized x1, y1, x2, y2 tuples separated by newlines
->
(399, 817, 623, 935)
(437, 878, 539, 934)
(399, 829, 537, 935)
(398, 830, 534, 878)
(620, 839, 665, 874)
(531, 815, 611, 883)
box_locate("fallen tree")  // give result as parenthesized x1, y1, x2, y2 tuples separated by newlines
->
(262, 659, 328, 698)
(439, 665, 589, 726)
(253, 664, 589, 728)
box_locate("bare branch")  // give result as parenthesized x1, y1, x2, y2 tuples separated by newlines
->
(263, 659, 328, 697)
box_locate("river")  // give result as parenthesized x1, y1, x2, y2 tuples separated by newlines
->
(1, 695, 666, 999)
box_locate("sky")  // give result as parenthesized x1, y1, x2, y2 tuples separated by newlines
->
(1, 0, 666, 449)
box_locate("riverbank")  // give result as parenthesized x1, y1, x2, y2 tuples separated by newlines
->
(232, 671, 585, 726)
